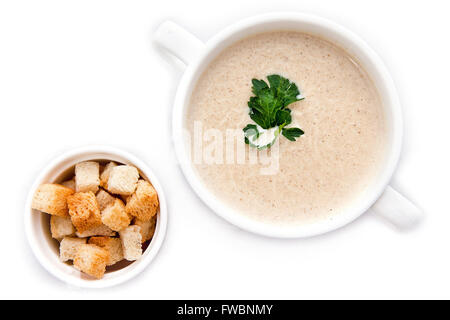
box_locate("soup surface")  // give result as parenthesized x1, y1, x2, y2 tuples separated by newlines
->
(186, 31, 387, 226)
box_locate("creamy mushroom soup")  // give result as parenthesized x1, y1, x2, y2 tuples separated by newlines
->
(185, 31, 387, 226)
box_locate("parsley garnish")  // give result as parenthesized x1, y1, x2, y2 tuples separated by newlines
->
(243, 74, 305, 149)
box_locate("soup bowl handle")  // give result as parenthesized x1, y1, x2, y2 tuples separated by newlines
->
(154, 21, 205, 65)
(370, 186, 423, 229)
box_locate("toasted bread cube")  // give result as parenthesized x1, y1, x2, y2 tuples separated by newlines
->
(107, 165, 139, 195)
(75, 161, 100, 193)
(119, 225, 142, 261)
(100, 162, 117, 188)
(88, 237, 124, 266)
(74, 244, 109, 279)
(50, 216, 75, 240)
(126, 180, 159, 221)
(32, 183, 74, 217)
(96, 189, 116, 211)
(59, 237, 86, 262)
(75, 224, 116, 238)
(120, 194, 130, 203)
(67, 192, 102, 233)
(61, 179, 76, 191)
(101, 198, 131, 231)
(134, 216, 156, 243)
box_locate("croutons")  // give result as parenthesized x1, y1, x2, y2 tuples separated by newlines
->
(134, 217, 157, 243)
(50, 216, 75, 240)
(126, 180, 159, 221)
(73, 244, 109, 279)
(120, 194, 130, 203)
(101, 198, 131, 232)
(107, 165, 139, 195)
(32, 158, 162, 280)
(119, 225, 142, 261)
(88, 237, 123, 266)
(59, 237, 87, 262)
(67, 192, 102, 233)
(61, 179, 76, 191)
(75, 224, 116, 238)
(96, 189, 116, 211)
(75, 161, 100, 193)
(100, 162, 117, 188)
(32, 183, 74, 217)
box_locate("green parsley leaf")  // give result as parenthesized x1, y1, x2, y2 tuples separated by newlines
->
(244, 74, 305, 148)
(282, 127, 304, 141)
(275, 108, 292, 127)
(267, 74, 302, 107)
(247, 74, 302, 129)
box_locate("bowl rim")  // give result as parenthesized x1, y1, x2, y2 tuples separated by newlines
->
(24, 145, 168, 288)
(171, 12, 403, 238)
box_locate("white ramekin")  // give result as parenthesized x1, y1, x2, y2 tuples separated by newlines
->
(24, 146, 167, 288)
(155, 12, 423, 238)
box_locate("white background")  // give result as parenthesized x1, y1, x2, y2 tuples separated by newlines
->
(0, 0, 448, 299)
